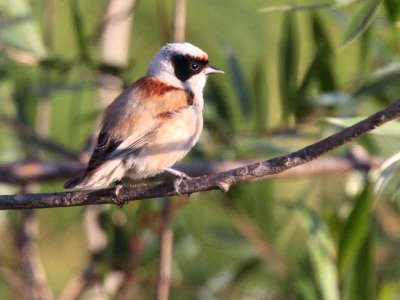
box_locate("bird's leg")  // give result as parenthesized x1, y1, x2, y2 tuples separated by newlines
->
(114, 181, 126, 208)
(164, 168, 191, 195)
(164, 168, 191, 179)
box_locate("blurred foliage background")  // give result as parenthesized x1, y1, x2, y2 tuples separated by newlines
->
(1, 0, 400, 299)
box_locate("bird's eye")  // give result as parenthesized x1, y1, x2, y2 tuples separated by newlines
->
(190, 62, 200, 71)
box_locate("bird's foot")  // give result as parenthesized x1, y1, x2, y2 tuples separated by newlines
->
(114, 182, 127, 208)
(164, 168, 191, 196)
(217, 181, 230, 192)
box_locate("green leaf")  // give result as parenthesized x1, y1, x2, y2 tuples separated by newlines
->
(258, 0, 357, 13)
(342, 0, 382, 47)
(377, 282, 398, 300)
(336, 0, 359, 5)
(325, 117, 400, 136)
(224, 46, 251, 122)
(373, 152, 400, 199)
(358, 26, 372, 75)
(206, 79, 233, 131)
(338, 182, 373, 274)
(354, 63, 400, 97)
(290, 204, 340, 300)
(279, 13, 299, 126)
(311, 13, 337, 91)
(295, 278, 319, 300)
(312, 13, 334, 54)
(343, 231, 375, 300)
(295, 51, 322, 120)
(297, 52, 319, 102)
(258, 2, 334, 14)
(294, 12, 339, 120)
(384, 0, 400, 24)
(0, 0, 47, 57)
(230, 257, 263, 285)
(252, 58, 269, 132)
(69, 0, 91, 64)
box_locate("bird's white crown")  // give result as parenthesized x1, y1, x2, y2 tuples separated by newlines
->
(147, 43, 208, 87)
(159, 43, 208, 60)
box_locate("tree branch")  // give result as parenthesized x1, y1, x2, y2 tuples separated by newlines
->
(1, 99, 400, 210)
(0, 155, 384, 184)
(156, 198, 173, 300)
(0, 117, 80, 161)
(15, 185, 54, 299)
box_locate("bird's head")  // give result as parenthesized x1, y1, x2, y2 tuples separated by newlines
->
(147, 42, 223, 92)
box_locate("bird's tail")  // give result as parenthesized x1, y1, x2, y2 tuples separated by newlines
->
(63, 177, 83, 189)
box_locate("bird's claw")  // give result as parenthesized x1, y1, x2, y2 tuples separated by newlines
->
(164, 168, 192, 196)
(115, 183, 127, 208)
(173, 174, 191, 195)
(217, 181, 230, 192)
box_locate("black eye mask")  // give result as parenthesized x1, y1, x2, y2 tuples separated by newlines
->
(172, 54, 208, 82)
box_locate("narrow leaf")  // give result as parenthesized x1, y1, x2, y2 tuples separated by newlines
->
(295, 51, 321, 119)
(0, 0, 47, 57)
(224, 46, 251, 122)
(206, 80, 232, 128)
(290, 204, 340, 300)
(69, 0, 91, 64)
(258, 0, 357, 13)
(354, 62, 400, 97)
(258, 2, 334, 14)
(295, 278, 319, 300)
(384, 0, 400, 24)
(252, 58, 268, 132)
(343, 232, 375, 300)
(338, 182, 373, 274)
(342, 0, 382, 46)
(311, 13, 337, 91)
(279, 13, 299, 126)
(359, 26, 372, 75)
(373, 152, 400, 198)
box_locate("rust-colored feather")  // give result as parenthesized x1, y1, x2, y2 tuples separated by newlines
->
(81, 76, 192, 177)
(102, 76, 190, 139)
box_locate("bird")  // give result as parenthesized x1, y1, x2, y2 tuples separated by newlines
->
(64, 42, 223, 195)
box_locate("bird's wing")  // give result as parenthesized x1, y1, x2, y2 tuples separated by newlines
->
(84, 76, 191, 174)
(84, 128, 157, 173)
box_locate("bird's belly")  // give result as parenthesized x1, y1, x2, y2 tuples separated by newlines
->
(125, 107, 202, 179)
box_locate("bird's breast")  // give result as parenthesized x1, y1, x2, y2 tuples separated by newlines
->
(151, 105, 202, 153)
(124, 105, 203, 179)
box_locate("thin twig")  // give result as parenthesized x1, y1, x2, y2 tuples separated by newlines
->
(58, 206, 108, 300)
(115, 236, 143, 300)
(89, 0, 139, 43)
(0, 117, 79, 160)
(15, 185, 53, 300)
(0, 265, 26, 298)
(156, 0, 171, 43)
(100, 0, 136, 69)
(1, 99, 400, 209)
(57, 262, 98, 300)
(0, 159, 82, 184)
(231, 212, 288, 277)
(0, 155, 384, 184)
(156, 199, 173, 300)
(14, 9, 55, 297)
(156, 6, 187, 298)
(173, 0, 186, 43)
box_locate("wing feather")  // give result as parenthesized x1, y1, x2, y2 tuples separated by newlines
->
(82, 76, 190, 175)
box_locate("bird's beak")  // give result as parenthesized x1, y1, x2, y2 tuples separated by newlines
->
(205, 65, 224, 75)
